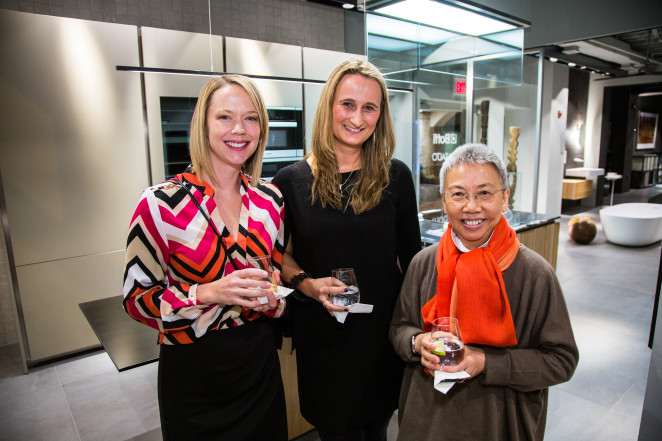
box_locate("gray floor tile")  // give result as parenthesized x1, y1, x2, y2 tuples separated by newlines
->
(63, 363, 159, 441)
(55, 351, 117, 386)
(0, 363, 60, 403)
(545, 388, 611, 440)
(0, 384, 79, 441)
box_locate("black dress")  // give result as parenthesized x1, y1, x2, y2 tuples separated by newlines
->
(272, 159, 421, 433)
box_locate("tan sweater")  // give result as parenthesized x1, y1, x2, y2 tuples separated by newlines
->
(389, 244, 579, 441)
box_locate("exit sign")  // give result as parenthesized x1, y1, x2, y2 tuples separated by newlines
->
(455, 80, 466, 94)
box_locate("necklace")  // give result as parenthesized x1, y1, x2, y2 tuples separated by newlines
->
(339, 170, 355, 193)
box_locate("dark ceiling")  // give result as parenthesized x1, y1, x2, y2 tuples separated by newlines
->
(545, 27, 662, 77)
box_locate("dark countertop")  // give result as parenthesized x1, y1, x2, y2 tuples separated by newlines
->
(420, 210, 560, 246)
(79, 296, 159, 371)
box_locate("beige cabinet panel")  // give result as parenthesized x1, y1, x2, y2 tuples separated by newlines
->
(17, 251, 125, 363)
(302, 47, 362, 80)
(226, 36, 302, 78)
(141, 27, 224, 72)
(0, 10, 147, 266)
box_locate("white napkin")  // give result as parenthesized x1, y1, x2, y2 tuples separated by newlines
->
(257, 285, 294, 304)
(434, 369, 470, 394)
(332, 303, 373, 323)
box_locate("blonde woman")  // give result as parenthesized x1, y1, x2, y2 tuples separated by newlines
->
(123, 75, 287, 440)
(273, 59, 421, 441)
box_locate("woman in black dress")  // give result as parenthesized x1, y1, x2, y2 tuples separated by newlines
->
(272, 59, 421, 441)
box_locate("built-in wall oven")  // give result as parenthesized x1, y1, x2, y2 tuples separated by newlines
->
(160, 99, 304, 180)
(262, 107, 304, 180)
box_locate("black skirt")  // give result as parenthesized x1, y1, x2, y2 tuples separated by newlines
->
(158, 318, 287, 441)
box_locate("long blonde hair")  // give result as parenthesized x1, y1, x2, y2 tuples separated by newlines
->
(189, 75, 269, 187)
(308, 59, 395, 214)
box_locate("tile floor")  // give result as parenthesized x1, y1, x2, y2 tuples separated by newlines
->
(0, 186, 660, 441)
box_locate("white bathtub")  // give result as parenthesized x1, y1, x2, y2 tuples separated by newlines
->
(599, 203, 662, 246)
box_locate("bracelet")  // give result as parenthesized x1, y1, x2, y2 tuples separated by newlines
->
(411, 334, 419, 356)
(288, 271, 312, 289)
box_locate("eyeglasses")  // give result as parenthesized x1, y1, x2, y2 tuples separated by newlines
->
(444, 188, 506, 205)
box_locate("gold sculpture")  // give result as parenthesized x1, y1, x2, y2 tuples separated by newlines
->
(507, 126, 520, 208)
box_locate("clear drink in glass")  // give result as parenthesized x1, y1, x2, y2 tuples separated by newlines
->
(431, 317, 465, 366)
(329, 268, 360, 306)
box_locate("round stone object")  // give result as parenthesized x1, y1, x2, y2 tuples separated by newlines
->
(568, 216, 597, 244)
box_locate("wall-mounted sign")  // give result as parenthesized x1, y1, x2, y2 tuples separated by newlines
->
(431, 152, 451, 162)
(455, 80, 466, 94)
(433, 132, 458, 145)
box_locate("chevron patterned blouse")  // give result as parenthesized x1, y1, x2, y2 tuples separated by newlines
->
(122, 170, 286, 345)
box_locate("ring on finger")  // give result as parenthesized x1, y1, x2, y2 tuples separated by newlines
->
(322, 299, 328, 306)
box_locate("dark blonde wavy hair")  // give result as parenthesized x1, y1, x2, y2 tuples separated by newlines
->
(308, 59, 396, 214)
(189, 75, 269, 187)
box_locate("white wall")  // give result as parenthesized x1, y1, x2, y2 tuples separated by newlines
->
(537, 61, 569, 215)
(472, 55, 541, 213)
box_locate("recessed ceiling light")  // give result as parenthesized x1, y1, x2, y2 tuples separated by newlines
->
(568, 62, 576, 67)
(549, 57, 558, 62)
(342, 3, 354, 9)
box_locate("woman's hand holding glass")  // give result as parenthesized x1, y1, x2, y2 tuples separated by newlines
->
(416, 334, 486, 377)
(196, 258, 281, 311)
(296, 276, 352, 316)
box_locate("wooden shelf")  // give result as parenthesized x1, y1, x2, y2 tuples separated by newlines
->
(562, 179, 593, 200)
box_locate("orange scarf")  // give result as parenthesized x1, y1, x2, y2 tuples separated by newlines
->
(421, 216, 520, 346)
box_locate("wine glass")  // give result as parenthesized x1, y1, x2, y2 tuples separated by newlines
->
(329, 268, 360, 306)
(430, 317, 465, 366)
(246, 255, 278, 290)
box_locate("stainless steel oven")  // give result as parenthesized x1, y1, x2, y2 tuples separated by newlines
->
(262, 107, 304, 180)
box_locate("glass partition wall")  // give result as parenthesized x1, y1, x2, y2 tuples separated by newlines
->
(364, 0, 536, 216)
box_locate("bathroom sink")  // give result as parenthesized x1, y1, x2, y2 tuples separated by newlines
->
(565, 168, 605, 179)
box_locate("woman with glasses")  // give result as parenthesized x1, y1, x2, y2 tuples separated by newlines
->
(389, 143, 578, 441)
